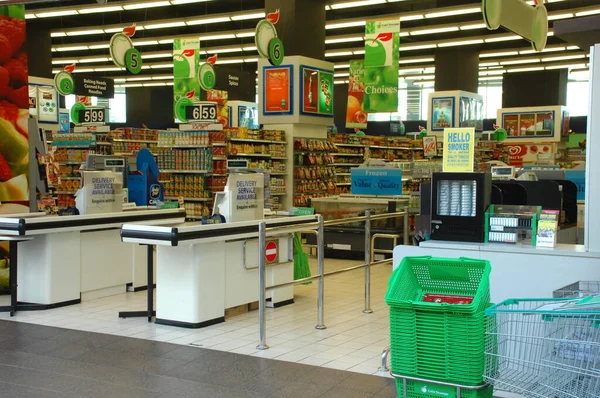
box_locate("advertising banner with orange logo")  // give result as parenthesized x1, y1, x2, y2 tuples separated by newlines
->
(263, 66, 292, 115)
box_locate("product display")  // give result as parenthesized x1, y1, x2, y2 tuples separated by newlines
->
(485, 205, 541, 245)
(293, 138, 337, 206)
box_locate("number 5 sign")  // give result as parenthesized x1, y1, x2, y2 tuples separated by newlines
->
(125, 48, 143, 75)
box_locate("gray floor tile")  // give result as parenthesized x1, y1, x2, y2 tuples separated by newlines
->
(0, 335, 41, 350)
(160, 345, 206, 362)
(296, 367, 352, 389)
(22, 326, 65, 340)
(275, 381, 333, 398)
(340, 373, 394, 394)
(0, 381, 67, 398)
(320, 386, 376, 398)
(0, 349, 38, 367)
(258, 360, 314, 381)
(138, 357, 192, 375)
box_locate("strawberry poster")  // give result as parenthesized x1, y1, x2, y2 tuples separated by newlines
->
(0, 5, 28, 290)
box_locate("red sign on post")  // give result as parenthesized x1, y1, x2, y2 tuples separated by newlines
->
(265, 241, 278, 263)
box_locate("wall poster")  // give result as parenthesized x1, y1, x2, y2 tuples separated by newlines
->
(263, 65, 293, 115)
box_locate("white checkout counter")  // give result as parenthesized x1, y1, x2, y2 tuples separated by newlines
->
(121, 215, 318, 328)
(394, 241, 600, 304)
(0, 208, 186, 314)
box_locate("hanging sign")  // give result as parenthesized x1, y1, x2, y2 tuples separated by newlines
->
(443, 128, 475, 173)
(109, 24, 143, 74)
(173, 38, 201, 121)
(255, 10, 285, 66)
(483, 0, 548, 52)
(363, 19, 400, 113)
(346, 60, 367, 129)
(351, 168, 403, 196)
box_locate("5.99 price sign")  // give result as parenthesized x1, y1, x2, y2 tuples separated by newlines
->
(78, 107, 106, 125)
(185, 102, 218, 122)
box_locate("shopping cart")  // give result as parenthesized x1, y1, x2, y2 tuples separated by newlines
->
(484, 298, 600, 398)
(554, 281, 600, 299)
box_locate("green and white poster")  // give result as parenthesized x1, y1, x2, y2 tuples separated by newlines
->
(363, 19, 400, 113)
(318, 71, 334, 115)
(173, 38, 201, 121)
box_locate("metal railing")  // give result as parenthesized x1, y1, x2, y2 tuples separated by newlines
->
(256, 208, 409, 350)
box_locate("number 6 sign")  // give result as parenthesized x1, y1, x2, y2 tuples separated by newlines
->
(483, 0, 548, 52)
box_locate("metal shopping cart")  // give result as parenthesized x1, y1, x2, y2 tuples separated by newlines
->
(484, 298, 600, 398)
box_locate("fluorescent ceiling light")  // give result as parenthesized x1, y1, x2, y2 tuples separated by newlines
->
(72, 68, 94, 73)
(413, 80, 435, 86)
(438, 39, 483, 47)
(411, 27, 458, 36)
(144, 83, 168, 86)
(152, 76, 174, 80)
(212, 47, 243, 54)
(159, 39, 175, 44)
(480, 51, 519, 58)
(501, 58, 540, 65)
(199, 34, 236, 41)
(480, 62, 499, 67)
(335, 72, 350, 77)
(425, 7, 480, 19)
(548, 13, 573, 21)
(122, 84, 144, 88)
(236, 32, 256, 38)
(546, 63, 587, 70)
(243, 46, 257, 51)
(66, 29, 104, 36)
(145, 22, 186, 30)
(507, 67, 544, 73)
(402, 44, 437, 51)
(334, 80, 349, 85)
(123, 1, 170, 10)
(481, 70, 506, 75)
(567, 46, 580, 50)
(485, 35, 522, 43)
(89, 44, 110, 49)
(55, 45, 88, 52)
(25, 14, 36, 19)
(325, 51, 354, 57)
(480, 76, 503, 81)
(231, 13, 265, 21)
(79, 57, 110, 63)
(51, 59, 78, 65)
(36, 10, 78, 18)
(171, 0, 213, 4)
(400, 15, 423, 22)
(542, 54, 586, 62)
(128, 77, 154, 81)
(244, 58, 259, 63)
(334, 64, 350, 69)
(326, 21, 366, 29)
(142, 53, 172, 59)
(51, 32, 67, 37)
(95, 67, 122, 72)
(325, 36, 364, 44)
(400, 58, 434, 64)
(78, 6, 123, 14)
(460, 23, 486, 30)
(134, 41, 160, 46)
(217, 59, 244, 64)
(520, 46, 565, 55)
(150, 64, 173, 69)
(331, 0, 387, 10)
(405, 74, 435, 80)
(187, 17, 231, 25)
(576, 9, 600, 17)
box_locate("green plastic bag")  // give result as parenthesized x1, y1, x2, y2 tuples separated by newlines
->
(293, 232, 312, 283)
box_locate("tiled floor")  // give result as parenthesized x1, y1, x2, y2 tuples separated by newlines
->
(0, 321, 397, 397)
(0, 258, 392, 377)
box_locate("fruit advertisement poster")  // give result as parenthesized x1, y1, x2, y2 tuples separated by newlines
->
(346, 60, 367, 129)
(0, 5, 28, 289)
(206, 89, 229, 127)
(363, 19, 400, 113)
(263, 66, 292, 115)
(173, 38, 201, 121)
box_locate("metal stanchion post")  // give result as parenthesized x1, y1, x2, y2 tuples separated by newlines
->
(315, 215, 326, 330)
(403, 206, 410, 245)
(256, 222, 269, 350)
(363, 210, 373, 314)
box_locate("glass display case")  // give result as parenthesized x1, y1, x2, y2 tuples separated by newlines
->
(485, 204, 541, 246)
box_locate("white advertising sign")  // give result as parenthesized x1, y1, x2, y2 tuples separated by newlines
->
(76, 171, 125, 214)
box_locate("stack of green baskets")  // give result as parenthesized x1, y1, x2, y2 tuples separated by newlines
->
(385, 256, 493, 398)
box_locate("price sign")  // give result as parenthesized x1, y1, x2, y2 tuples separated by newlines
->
(78, 107, 106, 125)
(185, 102, 218, 122)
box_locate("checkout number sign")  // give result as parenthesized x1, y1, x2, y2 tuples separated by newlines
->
(186, 102, 218, 122)
(79, 107, 106, 125)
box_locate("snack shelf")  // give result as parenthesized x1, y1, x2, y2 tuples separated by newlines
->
(332, 163, 361, 167)
(228, 138, 285, 144)
(332, 153, 364, 157)
(334, 143, 365, 148)
(271, 192, 288, 196)
(368, 145, 413, 150)
(164, 197, 212, 202)
(157, 145, 211, 149)
(113, 139, 158, 144)
(161, 170, 212, 174)
(228, 153, 272, 158)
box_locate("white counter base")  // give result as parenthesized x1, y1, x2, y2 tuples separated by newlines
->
(156, 237, 293, 328)
(394, 241, 600, 304)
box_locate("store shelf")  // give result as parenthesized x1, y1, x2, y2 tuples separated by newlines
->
(228, 138, 285, 144)
(332, 153, 364, 157)
(334, 143, 365, 148)
(270, 172, 287, 176)
(164, 196, 211, 202)
(113, 139, 158, 144)
(114, 152, 158, 157)
(332, 163, 361, 167)
(57, 161, 84, 165)
(212, 157, 227, 161)
(336, 183, 351, 186)
(54, 191, 77, 195)
(212, 142, 227, 147)
(59, 176, 80, 180)
(95, 142, 112, 146)
(211, 173, 228, 177)
(228, 153, 272, 158)
(157, 144, 211, 149)
(270, 192, 288, 196)
(335, 173, 352, 176)
(161, 170, 212, 174)
(52, 144, 95, 149)
(369, 145, 413, 150)
(271, 157, 287, 160)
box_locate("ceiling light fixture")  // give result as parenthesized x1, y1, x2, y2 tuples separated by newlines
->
(507, 67, 544, 73)
(123, 1, 170, 11)
(410, 27, 458, 36)
(325, 36, 364, 44)
(325, 21, 366, 29)
(330, 0, 387, 10)
(187, 16, 231, 25)
(438, 39, 484, 47)
(231, 13, 265, 21)
(199, 34, 236, 41)
(78, 6, 123, 14)
(66, 29, 105, 36)
(425, 7, 480, 19)
(36, 10, 78, 18)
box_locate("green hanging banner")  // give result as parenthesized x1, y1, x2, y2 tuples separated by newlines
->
(363, 19, 400, 113)
(173, 38, 201, 121)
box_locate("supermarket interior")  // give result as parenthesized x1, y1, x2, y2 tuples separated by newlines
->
(0, 0, 599, 397)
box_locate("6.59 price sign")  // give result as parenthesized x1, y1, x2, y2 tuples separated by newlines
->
(185, 102, 218, 122)
(78, 107, 106, 125)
